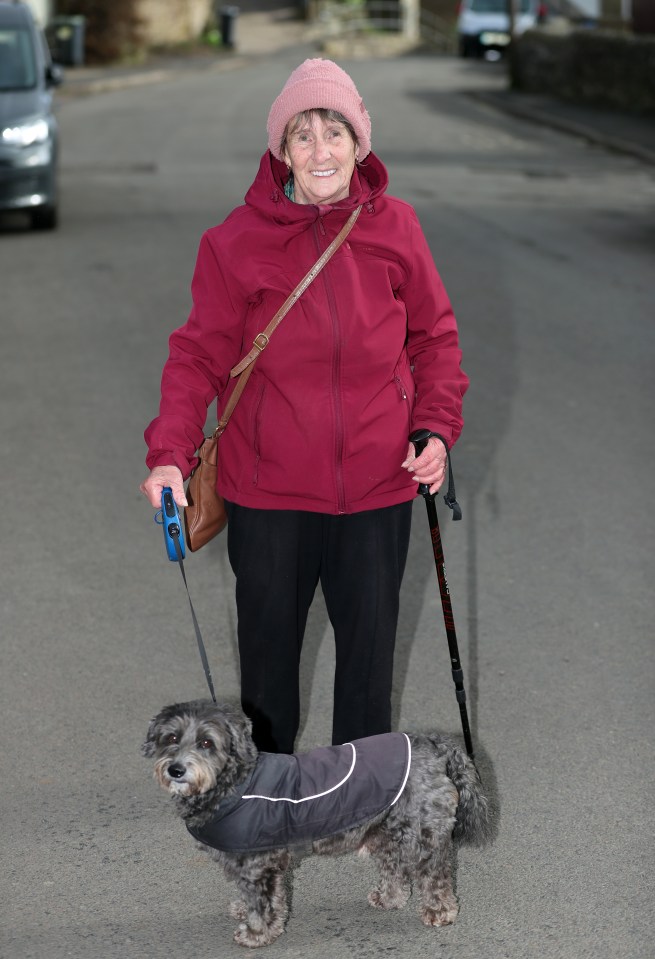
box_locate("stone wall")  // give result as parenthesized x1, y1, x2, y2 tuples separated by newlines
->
(633, 0, 655, 34)
(137, 0, 213, 46)
(511, 27, 655, 114)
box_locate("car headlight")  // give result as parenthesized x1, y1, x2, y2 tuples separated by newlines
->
(1, 118, 50, 147)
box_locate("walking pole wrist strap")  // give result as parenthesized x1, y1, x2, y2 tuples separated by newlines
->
(428, 432, 462, 521)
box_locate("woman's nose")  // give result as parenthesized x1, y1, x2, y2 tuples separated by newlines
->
(312, 136, 331, 161)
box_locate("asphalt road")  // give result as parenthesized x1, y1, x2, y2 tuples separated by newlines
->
(1, 45, 654, 959)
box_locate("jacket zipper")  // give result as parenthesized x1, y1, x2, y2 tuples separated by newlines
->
(315, 215, 347, 513)
(252, 379, 265, 485)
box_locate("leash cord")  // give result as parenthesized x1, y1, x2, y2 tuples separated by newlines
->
(172, 532, 217, 703)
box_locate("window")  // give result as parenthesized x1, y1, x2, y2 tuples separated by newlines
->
(469, 0, 533, 12)
(0, 29, 37, 91)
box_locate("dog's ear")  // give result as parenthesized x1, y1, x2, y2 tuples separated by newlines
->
(217, 704, 258, 767)
(141, 702, 190, 757)
(142, 716, 159, 757)
(142, 706, 177, 758)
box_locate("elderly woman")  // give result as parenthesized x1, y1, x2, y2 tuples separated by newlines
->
(141, 59, 469, 754)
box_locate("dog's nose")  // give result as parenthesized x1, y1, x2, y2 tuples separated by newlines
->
(167, 763, 186, 779)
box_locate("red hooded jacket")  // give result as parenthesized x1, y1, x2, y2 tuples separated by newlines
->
(145, 151, 468, 515)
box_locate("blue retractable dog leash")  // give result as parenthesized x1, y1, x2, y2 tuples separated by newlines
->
(154, 488, 217, 703)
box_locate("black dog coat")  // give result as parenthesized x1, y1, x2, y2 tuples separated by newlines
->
(187, 732, 411, 853)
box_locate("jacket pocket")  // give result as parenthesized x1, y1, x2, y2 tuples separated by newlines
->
(394, 366, 414, 432)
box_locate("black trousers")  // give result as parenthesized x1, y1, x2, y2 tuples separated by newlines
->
(224, 500, 413, 753)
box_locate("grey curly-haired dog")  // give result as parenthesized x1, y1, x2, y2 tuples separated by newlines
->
(143, 699, 490, 949)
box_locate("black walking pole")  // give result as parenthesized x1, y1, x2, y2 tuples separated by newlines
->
(410, 428, 474, 758)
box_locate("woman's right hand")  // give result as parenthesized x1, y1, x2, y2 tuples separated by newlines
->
(140, 465, 188, 509)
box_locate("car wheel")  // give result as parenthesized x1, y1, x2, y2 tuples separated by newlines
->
(30, 204, 58, 231)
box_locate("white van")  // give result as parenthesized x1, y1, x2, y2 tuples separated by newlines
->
(457, 0, 549, 58)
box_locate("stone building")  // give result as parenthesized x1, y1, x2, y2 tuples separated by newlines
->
(136, 0, 214, 46)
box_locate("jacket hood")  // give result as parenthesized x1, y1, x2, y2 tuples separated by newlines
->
(244, 149, 389, 223)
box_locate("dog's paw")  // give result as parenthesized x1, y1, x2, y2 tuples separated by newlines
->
(233, 921, 284, 949)
(229, 900, 248, 921)
(368, 886, 410, 910)
(420, 900, 459, 926)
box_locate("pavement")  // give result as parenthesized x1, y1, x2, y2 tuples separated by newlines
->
(54, 2, 655, 168)
(6, 24, 654, 958)
(468, 86, 655, 166)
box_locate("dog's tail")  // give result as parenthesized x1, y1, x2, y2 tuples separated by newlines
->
(444, 745, 491, 846)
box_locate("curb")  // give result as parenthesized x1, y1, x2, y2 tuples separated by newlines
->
(57, 54, 252, 97)
(469, 90, 655, 167)
(60, 69, 173, 96)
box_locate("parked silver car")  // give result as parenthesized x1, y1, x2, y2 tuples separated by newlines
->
(457, 0, 548, 59)
(0, 0, 63, 229)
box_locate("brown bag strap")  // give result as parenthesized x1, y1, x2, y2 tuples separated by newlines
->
(214, 205, 362, 436)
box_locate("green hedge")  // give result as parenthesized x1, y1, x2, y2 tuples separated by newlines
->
(511, 28, 655, 114)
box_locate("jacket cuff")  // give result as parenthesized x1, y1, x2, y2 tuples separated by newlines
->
(410, 424, 456, 450)
(145, 448, 196, 479)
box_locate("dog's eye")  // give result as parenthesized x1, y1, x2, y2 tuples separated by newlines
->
(198, 739, 214, 751)
(166, 733, 179, 745)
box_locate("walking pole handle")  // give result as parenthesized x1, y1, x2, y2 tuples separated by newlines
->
(409, 428, 462, 520)
(409, 428, 433, 497)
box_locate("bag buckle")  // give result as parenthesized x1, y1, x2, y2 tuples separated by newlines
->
(253, 332, 270, 352)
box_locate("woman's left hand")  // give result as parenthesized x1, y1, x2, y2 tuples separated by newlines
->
(401, 436, 447, 496)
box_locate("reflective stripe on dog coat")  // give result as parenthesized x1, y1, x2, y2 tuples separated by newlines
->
(187, 732, 411, 853)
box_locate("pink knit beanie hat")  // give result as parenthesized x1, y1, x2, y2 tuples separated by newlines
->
(267, 58, 371, 162)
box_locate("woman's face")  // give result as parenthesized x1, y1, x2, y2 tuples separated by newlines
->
(283, 112, 357, 206)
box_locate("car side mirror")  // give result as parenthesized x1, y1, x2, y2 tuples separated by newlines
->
(46, 62, 64, 87)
